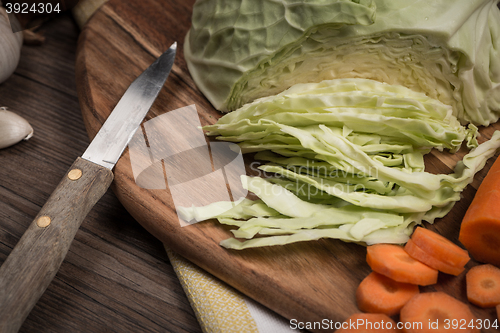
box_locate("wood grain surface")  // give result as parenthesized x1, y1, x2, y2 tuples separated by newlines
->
(75, 0, 500, 331)
(0, 13, 202, 333)
(0, 157, 114, 333)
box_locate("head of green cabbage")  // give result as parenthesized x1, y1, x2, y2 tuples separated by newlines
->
(184, 0, 500, 126)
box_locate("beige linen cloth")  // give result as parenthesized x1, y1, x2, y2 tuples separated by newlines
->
(72, 1, 295, 331)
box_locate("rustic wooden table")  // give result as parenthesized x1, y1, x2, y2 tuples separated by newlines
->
(0, 12, 202, 333)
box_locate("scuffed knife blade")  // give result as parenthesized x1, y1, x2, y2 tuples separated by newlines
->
(0, 42, 177, 333)
(82, 43, 176, 169)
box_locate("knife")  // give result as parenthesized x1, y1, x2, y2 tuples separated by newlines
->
(0, 42, 177, 332)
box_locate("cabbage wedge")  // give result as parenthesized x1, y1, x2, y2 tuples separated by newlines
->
(185, 0, 500, 125)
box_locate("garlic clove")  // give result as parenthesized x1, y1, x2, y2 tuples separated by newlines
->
(0, 7, 23, 84)
(0, 107, 34, 149)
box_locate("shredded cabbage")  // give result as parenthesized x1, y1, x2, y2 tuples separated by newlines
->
(177, 78, 500, 249)
(185, 0, 500, 125)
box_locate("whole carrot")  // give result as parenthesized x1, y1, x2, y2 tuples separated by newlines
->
(459, 155, 500, 267)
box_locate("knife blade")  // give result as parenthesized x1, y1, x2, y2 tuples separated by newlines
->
(0, 42, 177, 333)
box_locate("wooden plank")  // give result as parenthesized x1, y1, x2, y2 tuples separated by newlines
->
(0, 157, 115, 333)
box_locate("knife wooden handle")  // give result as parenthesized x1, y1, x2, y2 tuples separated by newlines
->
(0, 157, 114, 332)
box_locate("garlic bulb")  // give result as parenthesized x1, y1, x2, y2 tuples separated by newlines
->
(0, 7, 23, 84)
(0, 107, 34, 149)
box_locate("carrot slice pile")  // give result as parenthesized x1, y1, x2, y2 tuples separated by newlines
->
(366, 244, 438, 286)
(400, 292, 478, 333)
(410, 227, 469, 267)
(459, 156, 500, 267)
(356, 271, 419, 316)
(404, 239, 465, 276)
(338, 313, 399, 332)
(466, 264, 500, 308)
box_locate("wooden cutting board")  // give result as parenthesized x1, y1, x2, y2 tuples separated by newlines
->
(75, 0, 499, 329)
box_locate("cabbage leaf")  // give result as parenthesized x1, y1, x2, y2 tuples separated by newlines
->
(177, 78, 500, 249)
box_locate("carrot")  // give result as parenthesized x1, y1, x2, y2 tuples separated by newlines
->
(466, 264, 500, 308)
(356, 271, 419, 316)
(404, 239, 465, 276)
(459, 155, 500, 267)
(400, 292, 479, 333)
(410, 227, 469, 268)
(366, 244, 438, 286)
(338, 313, 400, 332)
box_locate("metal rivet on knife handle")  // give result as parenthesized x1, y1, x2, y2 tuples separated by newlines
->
(68, 169, 83, 181)
(36, 216, 51, 228)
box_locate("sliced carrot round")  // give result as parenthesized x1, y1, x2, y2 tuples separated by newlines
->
(366, 244, 438, 286)
(466, 264, 500, 308)
(411, 227, 469, 267)
(356, 271, 419, 316)
(338, 313, 399, 333)
(404, 239, 465, 276)
(400, 292, 478, 333)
